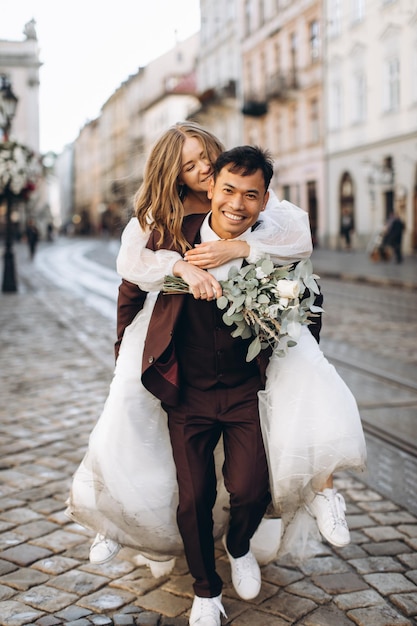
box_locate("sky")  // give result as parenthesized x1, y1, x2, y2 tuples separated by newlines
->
(0, 0, 201, 154)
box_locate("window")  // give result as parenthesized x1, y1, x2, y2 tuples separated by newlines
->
(310, 98, 320, 143)
(259, 0, 265, 26)
(290, 32, 298, 86)
(383, 56, 400, 112)
(274, 41, 281, 73)
(351, 0, 365, 23)
(290, 32, 298, 70)
(260, 51, 266, 98)
(226, 0, 235, 22)
(244, 0, 251, 36)
(275, 112, 282, 153)
(309, 20, 320, 62)
(245, 59, 253, 98)
(290, 105, 298, 147)
(352, 71, 366, 122)
(330, 81, 342, 129)
(328, 0, 342, 37)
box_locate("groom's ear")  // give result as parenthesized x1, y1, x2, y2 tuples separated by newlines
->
(261, 190, 269, 211)
(208, 177, 215, 199)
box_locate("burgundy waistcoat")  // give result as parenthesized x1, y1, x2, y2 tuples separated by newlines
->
(174, 293, 260, 391)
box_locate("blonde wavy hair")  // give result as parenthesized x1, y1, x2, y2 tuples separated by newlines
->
(134, 122, 224, 253)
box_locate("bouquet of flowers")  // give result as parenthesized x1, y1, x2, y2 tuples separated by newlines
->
(0, 141, 41, 198)
(163, 257, 323, 361)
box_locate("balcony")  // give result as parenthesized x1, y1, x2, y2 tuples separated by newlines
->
(198, 80, 237, 105)
(265, 70, 299, 101)
(241, 96, 268, 117)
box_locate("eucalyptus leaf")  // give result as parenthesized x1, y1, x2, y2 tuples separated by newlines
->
(246, 336, 262, 362)
(257, 294, 270, 304)
(222, 313, 236, 326)
(261, 259, 274, 274)
(229, 304, 247, 318)
(231, 286, 243, 297)
(304, 276, 320, 294)
(227, 266, 240, 278)
(240, 264, 255, 277)
(233, 294, 246, 308)
(217, 296, 229, 310)
(241, 325, 253, 339)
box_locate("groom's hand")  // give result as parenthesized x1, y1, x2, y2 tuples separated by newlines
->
(172, 260, 222, 300)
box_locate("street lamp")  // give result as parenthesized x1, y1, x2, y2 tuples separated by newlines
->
(0, 75, 19, 293)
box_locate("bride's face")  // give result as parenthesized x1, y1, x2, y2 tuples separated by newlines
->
(179, 136, 213, 193)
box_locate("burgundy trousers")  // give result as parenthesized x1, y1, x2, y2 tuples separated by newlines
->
(165, 376, 271, 598)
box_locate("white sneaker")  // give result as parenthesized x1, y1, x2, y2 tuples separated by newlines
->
(308, 488, 350, 547)
(133, 554, 176, 578)
(189, 594, 227, 626)
(222, 535, 261, 600)
(89, 533, 121, 564)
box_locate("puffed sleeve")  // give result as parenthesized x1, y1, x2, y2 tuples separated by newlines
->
(116, 218, 182, 291)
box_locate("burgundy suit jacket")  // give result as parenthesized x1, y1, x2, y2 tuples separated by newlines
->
(117, 215, 207, 406)
(116, 214, 321, 406)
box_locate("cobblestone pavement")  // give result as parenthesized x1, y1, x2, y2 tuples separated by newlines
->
(0, 242, 416, 625)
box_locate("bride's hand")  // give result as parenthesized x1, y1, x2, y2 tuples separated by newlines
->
(172, 260, 222, 300)
(184, 239, 250, 268)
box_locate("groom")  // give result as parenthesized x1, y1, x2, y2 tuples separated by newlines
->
(121, 146, 274, 625)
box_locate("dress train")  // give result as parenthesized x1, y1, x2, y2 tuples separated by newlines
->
(67, 293, 229, 560)
(67, 305, 366, 565)
(258, 326, 366, 560)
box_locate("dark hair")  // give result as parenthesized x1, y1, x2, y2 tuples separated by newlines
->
(213, 145, 274, 191)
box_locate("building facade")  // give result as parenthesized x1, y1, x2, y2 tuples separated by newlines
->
(238, 0, 324, 246)
(193, 0, 242, 149)
(72, 34, 200, 234)
(69, 1, 417, 253)
(0, 20, 47, 237)
(325, 0, 417, 252)
(0, 19, 41, 151)
(195, 0, 417, 253)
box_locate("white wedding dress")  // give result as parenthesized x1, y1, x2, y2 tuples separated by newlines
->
(67, 195, 366, 565)
(67, 292, 230, 560)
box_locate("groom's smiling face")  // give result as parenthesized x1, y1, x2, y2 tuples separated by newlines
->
(208, 167, 269, 240)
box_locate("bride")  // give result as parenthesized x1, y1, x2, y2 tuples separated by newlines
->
(66, 123, 366, 572)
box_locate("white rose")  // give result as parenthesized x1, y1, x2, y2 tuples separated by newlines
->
(276, 279, 300, 300)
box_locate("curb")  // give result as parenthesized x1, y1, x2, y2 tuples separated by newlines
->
(314, 268, 417, 292)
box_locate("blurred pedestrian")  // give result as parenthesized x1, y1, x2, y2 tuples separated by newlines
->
(340, 207, 354, 249)
(46, 222, 54, 242)
(26, 219, 39, 260)
(380, 212, 405, 263)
